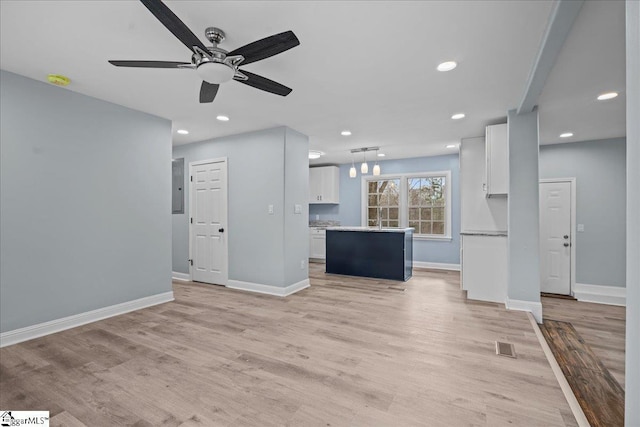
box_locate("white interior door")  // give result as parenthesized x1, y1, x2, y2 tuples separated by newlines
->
(190, 159, 228, 285)
(539, 181, 572, 294)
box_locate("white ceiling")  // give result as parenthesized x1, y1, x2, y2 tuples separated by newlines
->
(538, 0, 626, 146)
(0, 1, 626, 164)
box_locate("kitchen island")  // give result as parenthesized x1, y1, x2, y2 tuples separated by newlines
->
(325, 227, 413, 281)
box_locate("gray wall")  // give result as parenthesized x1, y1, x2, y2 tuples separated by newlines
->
(309, 154, 461, 265)
(507, 109, 541, 303)
(284, 128, 311, 285)
(172, 127, 309, 288)
(626, 1, 639, 423)
(540, 138, 626, 287)
(0, 70, 172, 333)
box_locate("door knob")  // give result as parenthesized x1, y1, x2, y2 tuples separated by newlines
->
(564, 235, 569, 239)
(563, 243, 569, 247)
(219, 228, 224, 233)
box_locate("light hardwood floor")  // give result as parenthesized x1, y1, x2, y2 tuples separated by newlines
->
(541, 296, 626, 388)
(1, 265, 578, 426)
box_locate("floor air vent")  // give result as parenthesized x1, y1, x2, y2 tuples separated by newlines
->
(495, 341, 516, 358)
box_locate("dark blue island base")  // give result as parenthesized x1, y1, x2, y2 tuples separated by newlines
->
(325, 228, 413, 281)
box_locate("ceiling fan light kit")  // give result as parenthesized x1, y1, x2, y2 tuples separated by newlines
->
(108, 0, 299, 104)
(195, 61, 236, 84)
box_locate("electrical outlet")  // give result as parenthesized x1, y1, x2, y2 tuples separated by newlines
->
(315, 214, 320, 220)
(577, 224, 585, 232)
(294, 204, 302, 214)
(300, 259, 305, 269)
(268, 204, 274, 215)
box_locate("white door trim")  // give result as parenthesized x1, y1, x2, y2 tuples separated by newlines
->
(540, 178, 576, 295)
(188, 157, 229, 285)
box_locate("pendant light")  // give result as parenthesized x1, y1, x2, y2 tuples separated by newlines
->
(349, 146, 379, 178)
(373, 149, 381, 176)
(361, 151, 368, 174)
(349, 153, 357, 178)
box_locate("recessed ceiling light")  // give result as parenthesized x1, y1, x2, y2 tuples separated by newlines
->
(377, 153, 386, 157)
(560, 132, 574, 138)
(451, 113, 465, 120)
(216, 115, 230, 121)
(597, 92, 618, 101)
(308, 150, 325, 160)
(446, 144, 457, 148)
(437, 61, 457, 72)
(177, 129, 189, 135)
(341, 130, 352, 136)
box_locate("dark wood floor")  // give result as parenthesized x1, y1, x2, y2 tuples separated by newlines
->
(541, 296, 626, 387)
(540, 320, 625, 427)
(0, 266, 577, 426)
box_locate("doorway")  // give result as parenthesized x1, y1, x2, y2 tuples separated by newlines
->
(189, 158, 228, 286)
(539, 178, 576, 295)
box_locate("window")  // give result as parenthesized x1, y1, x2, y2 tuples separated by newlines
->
(366, 179, 400, 227)
(408, 176, 446, 235)
(362, 171, 451, 239)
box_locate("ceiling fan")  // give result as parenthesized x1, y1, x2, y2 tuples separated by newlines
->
(109, 0, 300, 103)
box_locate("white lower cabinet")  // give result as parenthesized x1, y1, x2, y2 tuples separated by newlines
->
(461, 234, 507, 303)
(309, 228, 326, 260)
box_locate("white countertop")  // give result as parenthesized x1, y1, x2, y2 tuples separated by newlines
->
(460, 230, 508, 236)
(326, 226, 414, 233)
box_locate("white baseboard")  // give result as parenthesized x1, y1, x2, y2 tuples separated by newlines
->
(226, 278, 310, 297)
(573, 283, 626, 306)
(172, 271, 190, 281)
(506, 297, 543, 323)
(0, 291, 175, 348)
(413, 261, 461, 271)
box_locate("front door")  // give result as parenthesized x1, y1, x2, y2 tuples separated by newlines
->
(190, 159, 228, 285)
(539, 181, 572, 295)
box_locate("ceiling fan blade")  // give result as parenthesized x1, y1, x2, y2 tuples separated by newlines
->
(108, 60, 193, 68)
(139, 0, 208, 53)
(236, 70, 292, 96)
(228, 31, 299, 66)
(200, 81, 220, 103)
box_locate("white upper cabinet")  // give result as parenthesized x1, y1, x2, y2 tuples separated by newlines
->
(485, 123, 508, 197)
(309, 166, 339, 204)
(460, 136, 508, 232)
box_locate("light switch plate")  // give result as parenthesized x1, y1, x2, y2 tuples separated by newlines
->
(268, 204, 274, 215)
(294, 204, 302, 214)
(577, 224, 584, 232)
